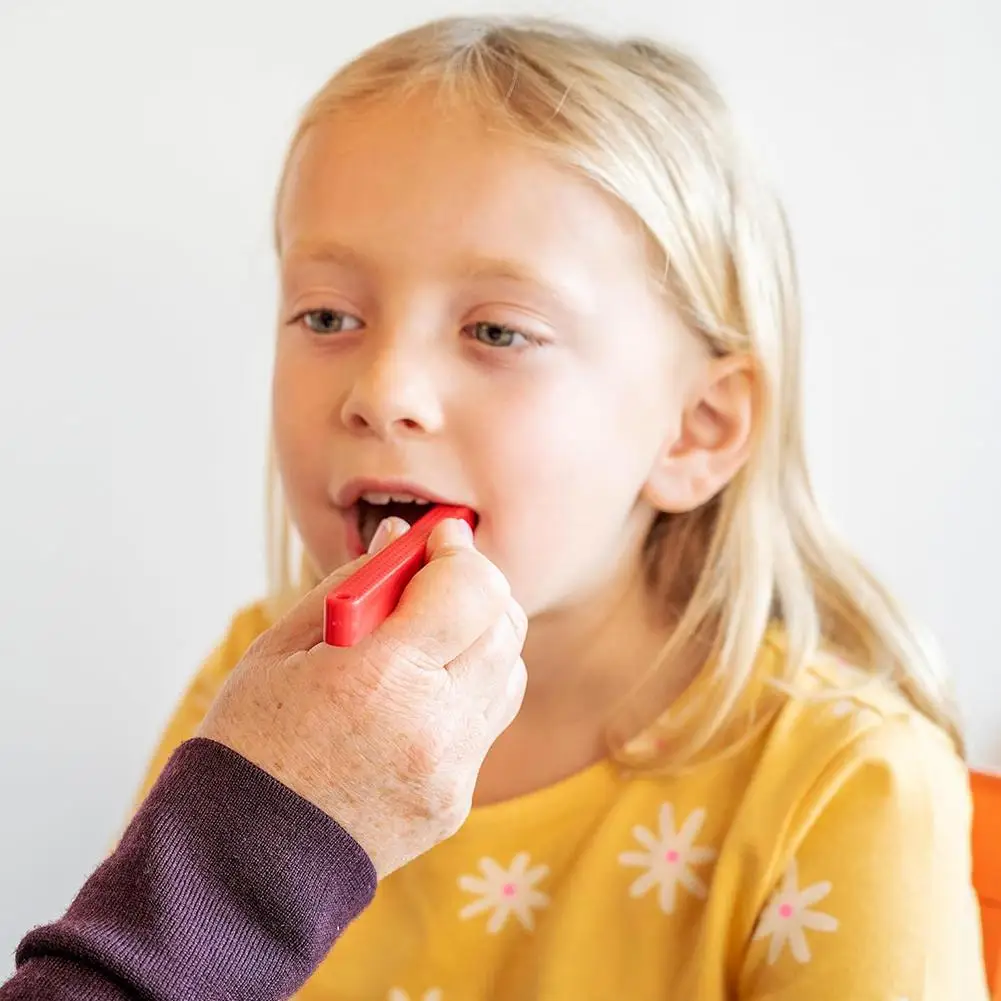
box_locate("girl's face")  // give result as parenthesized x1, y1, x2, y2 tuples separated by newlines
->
(273, 92, 707, 618)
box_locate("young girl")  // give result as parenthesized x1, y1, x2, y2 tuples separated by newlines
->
(136, 15, 988, 1000)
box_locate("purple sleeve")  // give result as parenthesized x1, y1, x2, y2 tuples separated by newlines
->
(1, 738, 377, 1001)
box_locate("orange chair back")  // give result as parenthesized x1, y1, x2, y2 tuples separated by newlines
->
(972, 769, 1001, 998)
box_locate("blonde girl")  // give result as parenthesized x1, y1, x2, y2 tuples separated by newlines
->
(138, 16, 987, 999)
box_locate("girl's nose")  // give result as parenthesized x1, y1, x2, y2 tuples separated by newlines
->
(340, 344, 445, 439)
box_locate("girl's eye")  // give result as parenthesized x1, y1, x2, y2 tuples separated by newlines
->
(299, 309, 363, 334)
(468, 321, 527, 348)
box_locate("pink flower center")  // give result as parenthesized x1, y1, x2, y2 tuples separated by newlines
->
(665, 850, 680, 863)
(502, 883, 517, 897)
(778, 903, 794, 919)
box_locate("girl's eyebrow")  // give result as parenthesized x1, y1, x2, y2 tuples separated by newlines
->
(454, 254, 587, 314)
(283, 239, 588, 315)
(282, 240, 367, 271)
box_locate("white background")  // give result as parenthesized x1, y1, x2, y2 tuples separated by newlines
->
(0, 0, 998, 969)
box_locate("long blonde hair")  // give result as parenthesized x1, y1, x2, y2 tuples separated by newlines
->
(265, 15, 963, 762)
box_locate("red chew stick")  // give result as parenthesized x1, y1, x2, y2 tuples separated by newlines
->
(324, 505, 478, 647)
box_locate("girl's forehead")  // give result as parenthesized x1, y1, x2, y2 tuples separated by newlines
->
(277, 93, 656, 288)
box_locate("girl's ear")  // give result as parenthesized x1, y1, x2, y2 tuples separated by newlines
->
(643, 354, 758, 513)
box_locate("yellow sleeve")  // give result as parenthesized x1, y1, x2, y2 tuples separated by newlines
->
(132, 601, 272, 807)
(739, 717, 989, 1000)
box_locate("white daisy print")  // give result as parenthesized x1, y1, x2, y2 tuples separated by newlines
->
(619, 803, 717, 914)
(753, 859, 839, 964)
(387, 991, 442, 1001)
(458, 853, 550, 933)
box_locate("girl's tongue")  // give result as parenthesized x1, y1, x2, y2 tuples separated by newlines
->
(357, 499, 432, 551)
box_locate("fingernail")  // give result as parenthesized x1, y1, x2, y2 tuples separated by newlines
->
(368, 517, 407, 554)
(447, 518, 474, 546)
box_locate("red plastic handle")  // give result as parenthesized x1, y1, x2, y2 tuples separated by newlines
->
(323, 505, 478, 647)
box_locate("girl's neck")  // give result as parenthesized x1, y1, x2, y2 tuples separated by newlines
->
(519, 564, 674, 724)
(472, 546, 700, 808)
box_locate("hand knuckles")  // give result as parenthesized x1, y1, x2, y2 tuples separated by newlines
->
(505, 599, 528, 644)
(504, 669, 527, 724)
(405, 723, 452, 776)
(488, 615, 526, 668)
(509, 656, 528, 700)
(448, 549, 510, 607)
(479, 560, 512, 609)
(476, 619, 511, 663)
(367, 632, 440, 674)
(244, 631, 278, 664)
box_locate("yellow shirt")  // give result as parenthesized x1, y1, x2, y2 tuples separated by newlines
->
(138, 603, 989, 1000)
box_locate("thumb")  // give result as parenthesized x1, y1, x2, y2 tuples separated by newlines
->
(271, 516, 411, 651)
(375, 517, 511, 669)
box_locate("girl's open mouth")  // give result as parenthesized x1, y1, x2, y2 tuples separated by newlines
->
(354, 495, 436, 551)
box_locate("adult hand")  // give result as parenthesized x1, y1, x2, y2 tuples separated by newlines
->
(196, 516, 528, 877)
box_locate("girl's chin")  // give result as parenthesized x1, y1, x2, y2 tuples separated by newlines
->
(298, 540, 354, 583)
